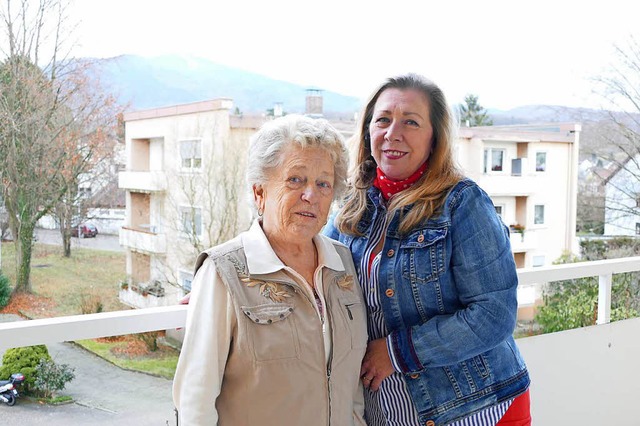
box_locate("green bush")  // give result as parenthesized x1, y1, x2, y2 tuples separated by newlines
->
(536, 278, 599, 332)
(536, 269, 640, 334)
(34, 358, 75, 399)
(0, 271, 10, 309)
(135, 331, 159, 352)
(0, 345, 52, 393)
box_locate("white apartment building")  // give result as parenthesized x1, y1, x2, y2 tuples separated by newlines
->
(455, 123, 581, 319)
(118, 94, 581, 324)
(118, 99, 263, 310)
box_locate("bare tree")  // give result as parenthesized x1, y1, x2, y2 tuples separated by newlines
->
(53, 101, 122, 258)
(161, 123, 251, 289)
(0, 0, 121, 291)
(586, 37, 640, 234)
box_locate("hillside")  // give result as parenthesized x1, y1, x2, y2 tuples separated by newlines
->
(88, 54, 632, 138)
(91, 54, 364, 117)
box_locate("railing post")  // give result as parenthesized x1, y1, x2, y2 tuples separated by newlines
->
(597, 273, 612, 325)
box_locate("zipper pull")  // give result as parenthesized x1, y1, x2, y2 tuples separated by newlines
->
(345, 303, 354, 320)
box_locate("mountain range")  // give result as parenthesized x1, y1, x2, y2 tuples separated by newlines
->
(92, 54, 363, 118)
(91, 54, 613, 126)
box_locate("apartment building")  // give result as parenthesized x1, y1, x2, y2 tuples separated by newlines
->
(118, 99, 263, 310)
(119, 92, 581, 325)
(455, 123, 581, 319)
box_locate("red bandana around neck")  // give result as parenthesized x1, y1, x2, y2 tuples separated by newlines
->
(373, 161, 428, 201)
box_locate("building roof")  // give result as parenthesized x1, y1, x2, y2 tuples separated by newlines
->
(458, 122, 581, 143)
(123, 98, 234, 122)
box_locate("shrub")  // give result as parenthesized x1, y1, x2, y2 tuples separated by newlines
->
(135, 332, 159, 352)
(78, 292, 104, 314)
(536, 278, 599, 332)
(34, 358, 75, 399)
(0, 345, 52, 393)
(0, 271, 10, 309)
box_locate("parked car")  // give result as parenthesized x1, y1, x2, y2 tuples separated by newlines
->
(71, 223, 98, 238)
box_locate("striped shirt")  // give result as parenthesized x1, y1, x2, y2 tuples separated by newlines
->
(360, 208, 512, 426)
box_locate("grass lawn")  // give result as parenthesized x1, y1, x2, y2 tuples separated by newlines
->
(0, 240, 180, 378)
(1, 242, 126, 317)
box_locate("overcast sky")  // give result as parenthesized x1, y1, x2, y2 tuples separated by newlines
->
(71, 0, 638, 111)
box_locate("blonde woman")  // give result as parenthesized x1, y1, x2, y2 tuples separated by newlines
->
(325, 74, 531, 426)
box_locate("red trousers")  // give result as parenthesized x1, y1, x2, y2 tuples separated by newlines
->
(497, 389, 531, 425)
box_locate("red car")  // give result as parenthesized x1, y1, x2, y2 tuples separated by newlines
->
(71, 223, 98, 238)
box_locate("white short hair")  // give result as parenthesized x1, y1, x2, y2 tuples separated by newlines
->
(246, 114, 349, 201)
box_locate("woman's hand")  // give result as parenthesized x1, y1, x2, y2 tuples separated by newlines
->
(360, 338, 395, 391)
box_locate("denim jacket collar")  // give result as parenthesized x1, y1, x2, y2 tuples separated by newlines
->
(364, 186, 426, 239)
(241, 219, 345, 276)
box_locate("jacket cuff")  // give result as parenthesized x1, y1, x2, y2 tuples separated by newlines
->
(388, 329, 424, 373)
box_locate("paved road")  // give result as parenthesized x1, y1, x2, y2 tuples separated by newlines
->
(0, 314, 177, 425)
(35, 228, 124, 252)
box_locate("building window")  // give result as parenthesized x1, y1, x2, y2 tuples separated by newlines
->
(181, 207, 202, 237)
(179, 270, 194, 293)
(494, 204, 504, 219)
(536, 152, 547, 172)
(534, 205, 545, 225)
(484, 148, 505, 173)
(180, 140, 202, 170)
(532, 255, 546, 267)
(78, 187, 92, 199)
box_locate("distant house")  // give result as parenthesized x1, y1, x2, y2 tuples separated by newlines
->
(576, 157, 611, 234)
(37, 141, 126, 235)
(455, 123, 581, 320)
(603, 155, 640, 236)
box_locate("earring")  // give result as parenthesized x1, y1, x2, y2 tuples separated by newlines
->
(257, 207, 264, 217)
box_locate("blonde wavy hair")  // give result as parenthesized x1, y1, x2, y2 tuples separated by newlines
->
(336, 73, 464, 236)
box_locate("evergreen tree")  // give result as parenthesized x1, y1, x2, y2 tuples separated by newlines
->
(458, 94, 493, 127)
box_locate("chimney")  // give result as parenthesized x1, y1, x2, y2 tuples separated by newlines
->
(305, 89, 323, 117)
(274, 102, 283, 117)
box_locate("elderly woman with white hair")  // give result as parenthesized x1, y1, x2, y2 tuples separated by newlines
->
(173, 114, 367, 425)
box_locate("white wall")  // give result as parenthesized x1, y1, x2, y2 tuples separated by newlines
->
(518, 317, 640, 425)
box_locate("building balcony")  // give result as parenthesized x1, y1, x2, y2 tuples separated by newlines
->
(477, 174, 538, 196)
(118, 287, 171, 309)
(118, 170, 167, 192)
(2, 256, 640, 424)
(509, 229, 538, 252)
(119, 226, 167, 254)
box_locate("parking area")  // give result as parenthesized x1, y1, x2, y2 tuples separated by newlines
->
(35, 228, 123, 252)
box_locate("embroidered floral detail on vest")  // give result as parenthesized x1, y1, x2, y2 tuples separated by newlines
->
(241, 276, 292, 303)
(336, 274, 355, 291)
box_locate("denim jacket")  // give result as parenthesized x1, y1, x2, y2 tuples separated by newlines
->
(324, 178, 530, 425)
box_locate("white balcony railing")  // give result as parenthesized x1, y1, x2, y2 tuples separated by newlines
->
(2, 256, 640, 424)
(509, 230, 538, 252)
(118, 170, 167, 192)
(477, 173, 538, 196)
(119, 226, 167, 254)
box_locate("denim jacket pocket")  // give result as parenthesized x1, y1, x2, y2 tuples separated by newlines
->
(242, 303, 299, 362)
(400, 227, 447, 284)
